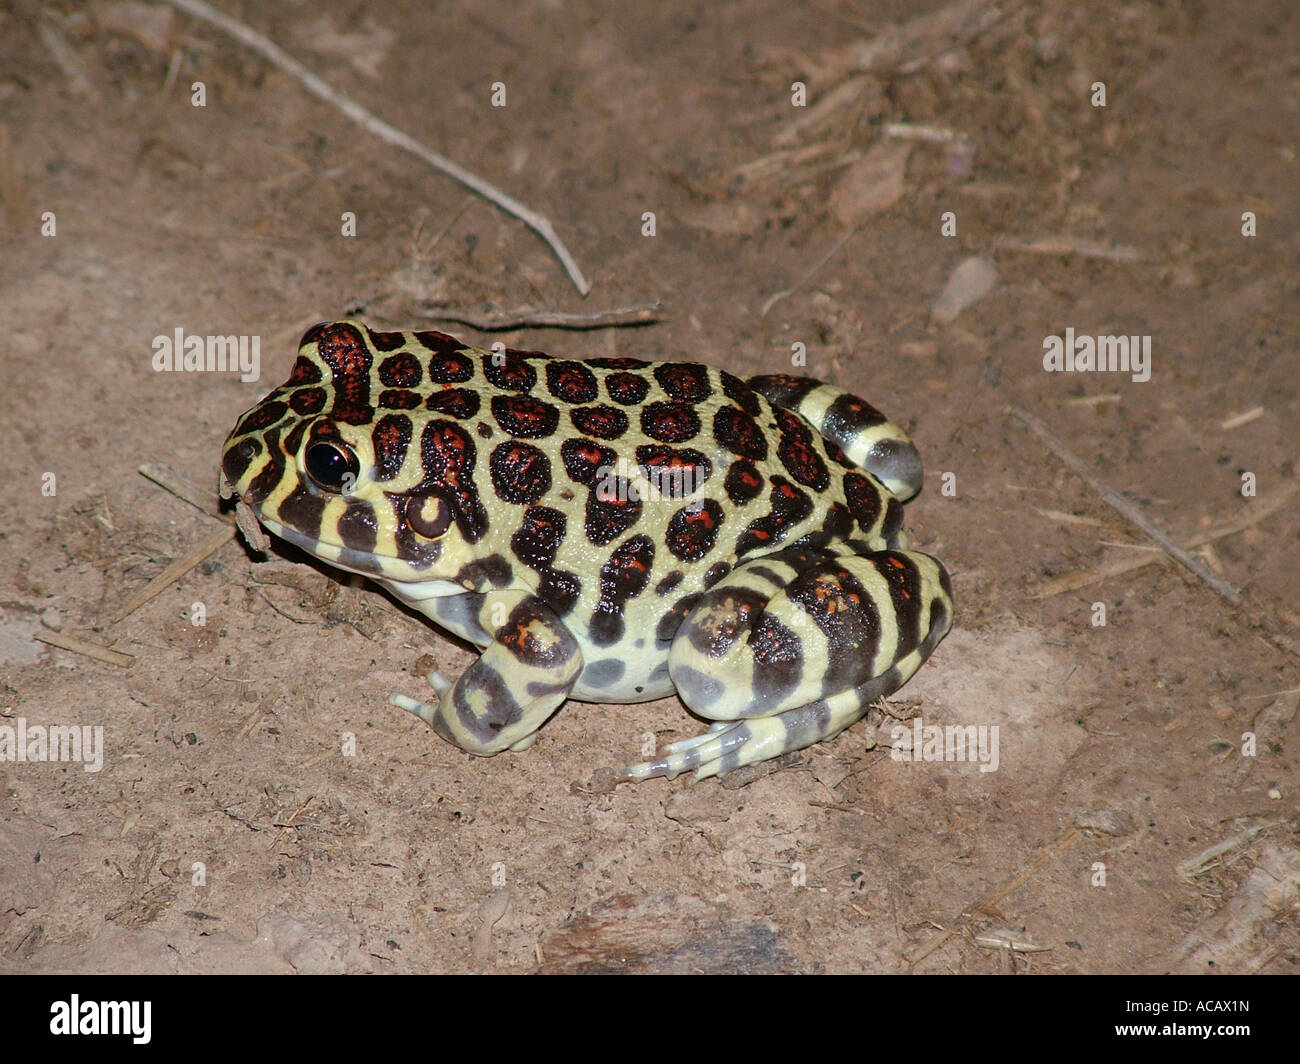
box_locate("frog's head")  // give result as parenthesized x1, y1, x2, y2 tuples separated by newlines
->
(220, 321, 491, 592)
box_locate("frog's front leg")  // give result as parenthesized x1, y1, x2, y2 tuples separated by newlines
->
(391, 590, 583, 756)
(625, 546, 952, 781)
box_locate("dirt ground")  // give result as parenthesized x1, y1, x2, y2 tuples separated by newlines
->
(1, 0, 1297, 975)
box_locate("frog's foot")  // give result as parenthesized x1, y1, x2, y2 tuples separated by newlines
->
(621, 685, 874, 782)
(390, 671, 547, 754)
(390, 669, 453, 726)
(393, 591, 583, 756)
(619, 722, 737, 779)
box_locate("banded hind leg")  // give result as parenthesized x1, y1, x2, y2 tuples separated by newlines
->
(623, 546, 952, 781)
(391, 589, 583, 756)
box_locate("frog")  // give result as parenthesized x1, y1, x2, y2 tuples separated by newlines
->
(220, 321, 952, 782)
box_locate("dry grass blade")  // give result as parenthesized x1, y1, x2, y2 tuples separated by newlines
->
(111, 524, 236, 625)
(34, 632, 135, 668)
(138, 462, 223, 517)
(993, 234, 1143, 262)
(1220, 407, 1263, 430)
(1175, 825, 1267, 880)
(854, 0, 1005, 75)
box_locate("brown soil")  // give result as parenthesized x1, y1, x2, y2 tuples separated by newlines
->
(1, 0, 1296, 973)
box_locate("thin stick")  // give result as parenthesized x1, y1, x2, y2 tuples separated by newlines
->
(1220, 406, 1264, 430)
(422, 302, 663, 331)
(138, 462, 223, 517)
(761, 229, 858, 317)
(36, 19, 94, 97)
(808, 800, 869, 817)
(1032, 480, 1299, 598)
(269, 795, 316, 850)
(1062, 393, 1120, 408)
(1011, 405, 1300, 660)
(1174, 825, 1265, 880)
(161, 0, 590, 295)
(882, 121, 961, 143)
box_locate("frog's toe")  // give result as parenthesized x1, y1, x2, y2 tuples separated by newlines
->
(389, 669, 453, 726)
(663, 721, 731, 754)
(390, 691, 439, 726)
(620, 720, 761, 782)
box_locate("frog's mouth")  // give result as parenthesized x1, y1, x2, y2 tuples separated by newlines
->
(230, 487, 401, 577)
(220, 461, 467, 594)
(253, 508, 384, 575)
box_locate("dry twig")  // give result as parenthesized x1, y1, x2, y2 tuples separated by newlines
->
(760, 230, 858, 317)
(111, 524, 235, 625)
(421, 302, 663, 331)
(1011, 406, 1300, 661)
(1175, 825, 1267, 880)
(138, 462, 222, 517)
(161, 0, 590, 295)
(1032, 480, 1299, 598)
(269, 795, 316, 850)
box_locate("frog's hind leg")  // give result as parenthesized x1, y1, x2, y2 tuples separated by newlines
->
(747, 374, 924, 501)
(623, 547, 952, 781)
(391, 590, 583, 757)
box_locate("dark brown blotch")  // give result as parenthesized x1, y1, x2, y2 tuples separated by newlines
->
(490, 442, 553, 504)
(546, 360, 599, 404)
(570, 405, 628, 440)
(491, 395, 559, 439)
(372, 413, 412, 481)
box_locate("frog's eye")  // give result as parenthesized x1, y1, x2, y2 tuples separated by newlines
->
(304, 440, 360, 493)
(407, 492, 453, 540)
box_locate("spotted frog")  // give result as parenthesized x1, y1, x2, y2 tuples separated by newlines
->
(220, 322, 952, 781)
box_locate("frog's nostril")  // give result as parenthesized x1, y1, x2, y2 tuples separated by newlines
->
(222, 437, 262, 485)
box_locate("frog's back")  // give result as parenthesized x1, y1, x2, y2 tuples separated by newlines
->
(230, 324, 914, 614)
